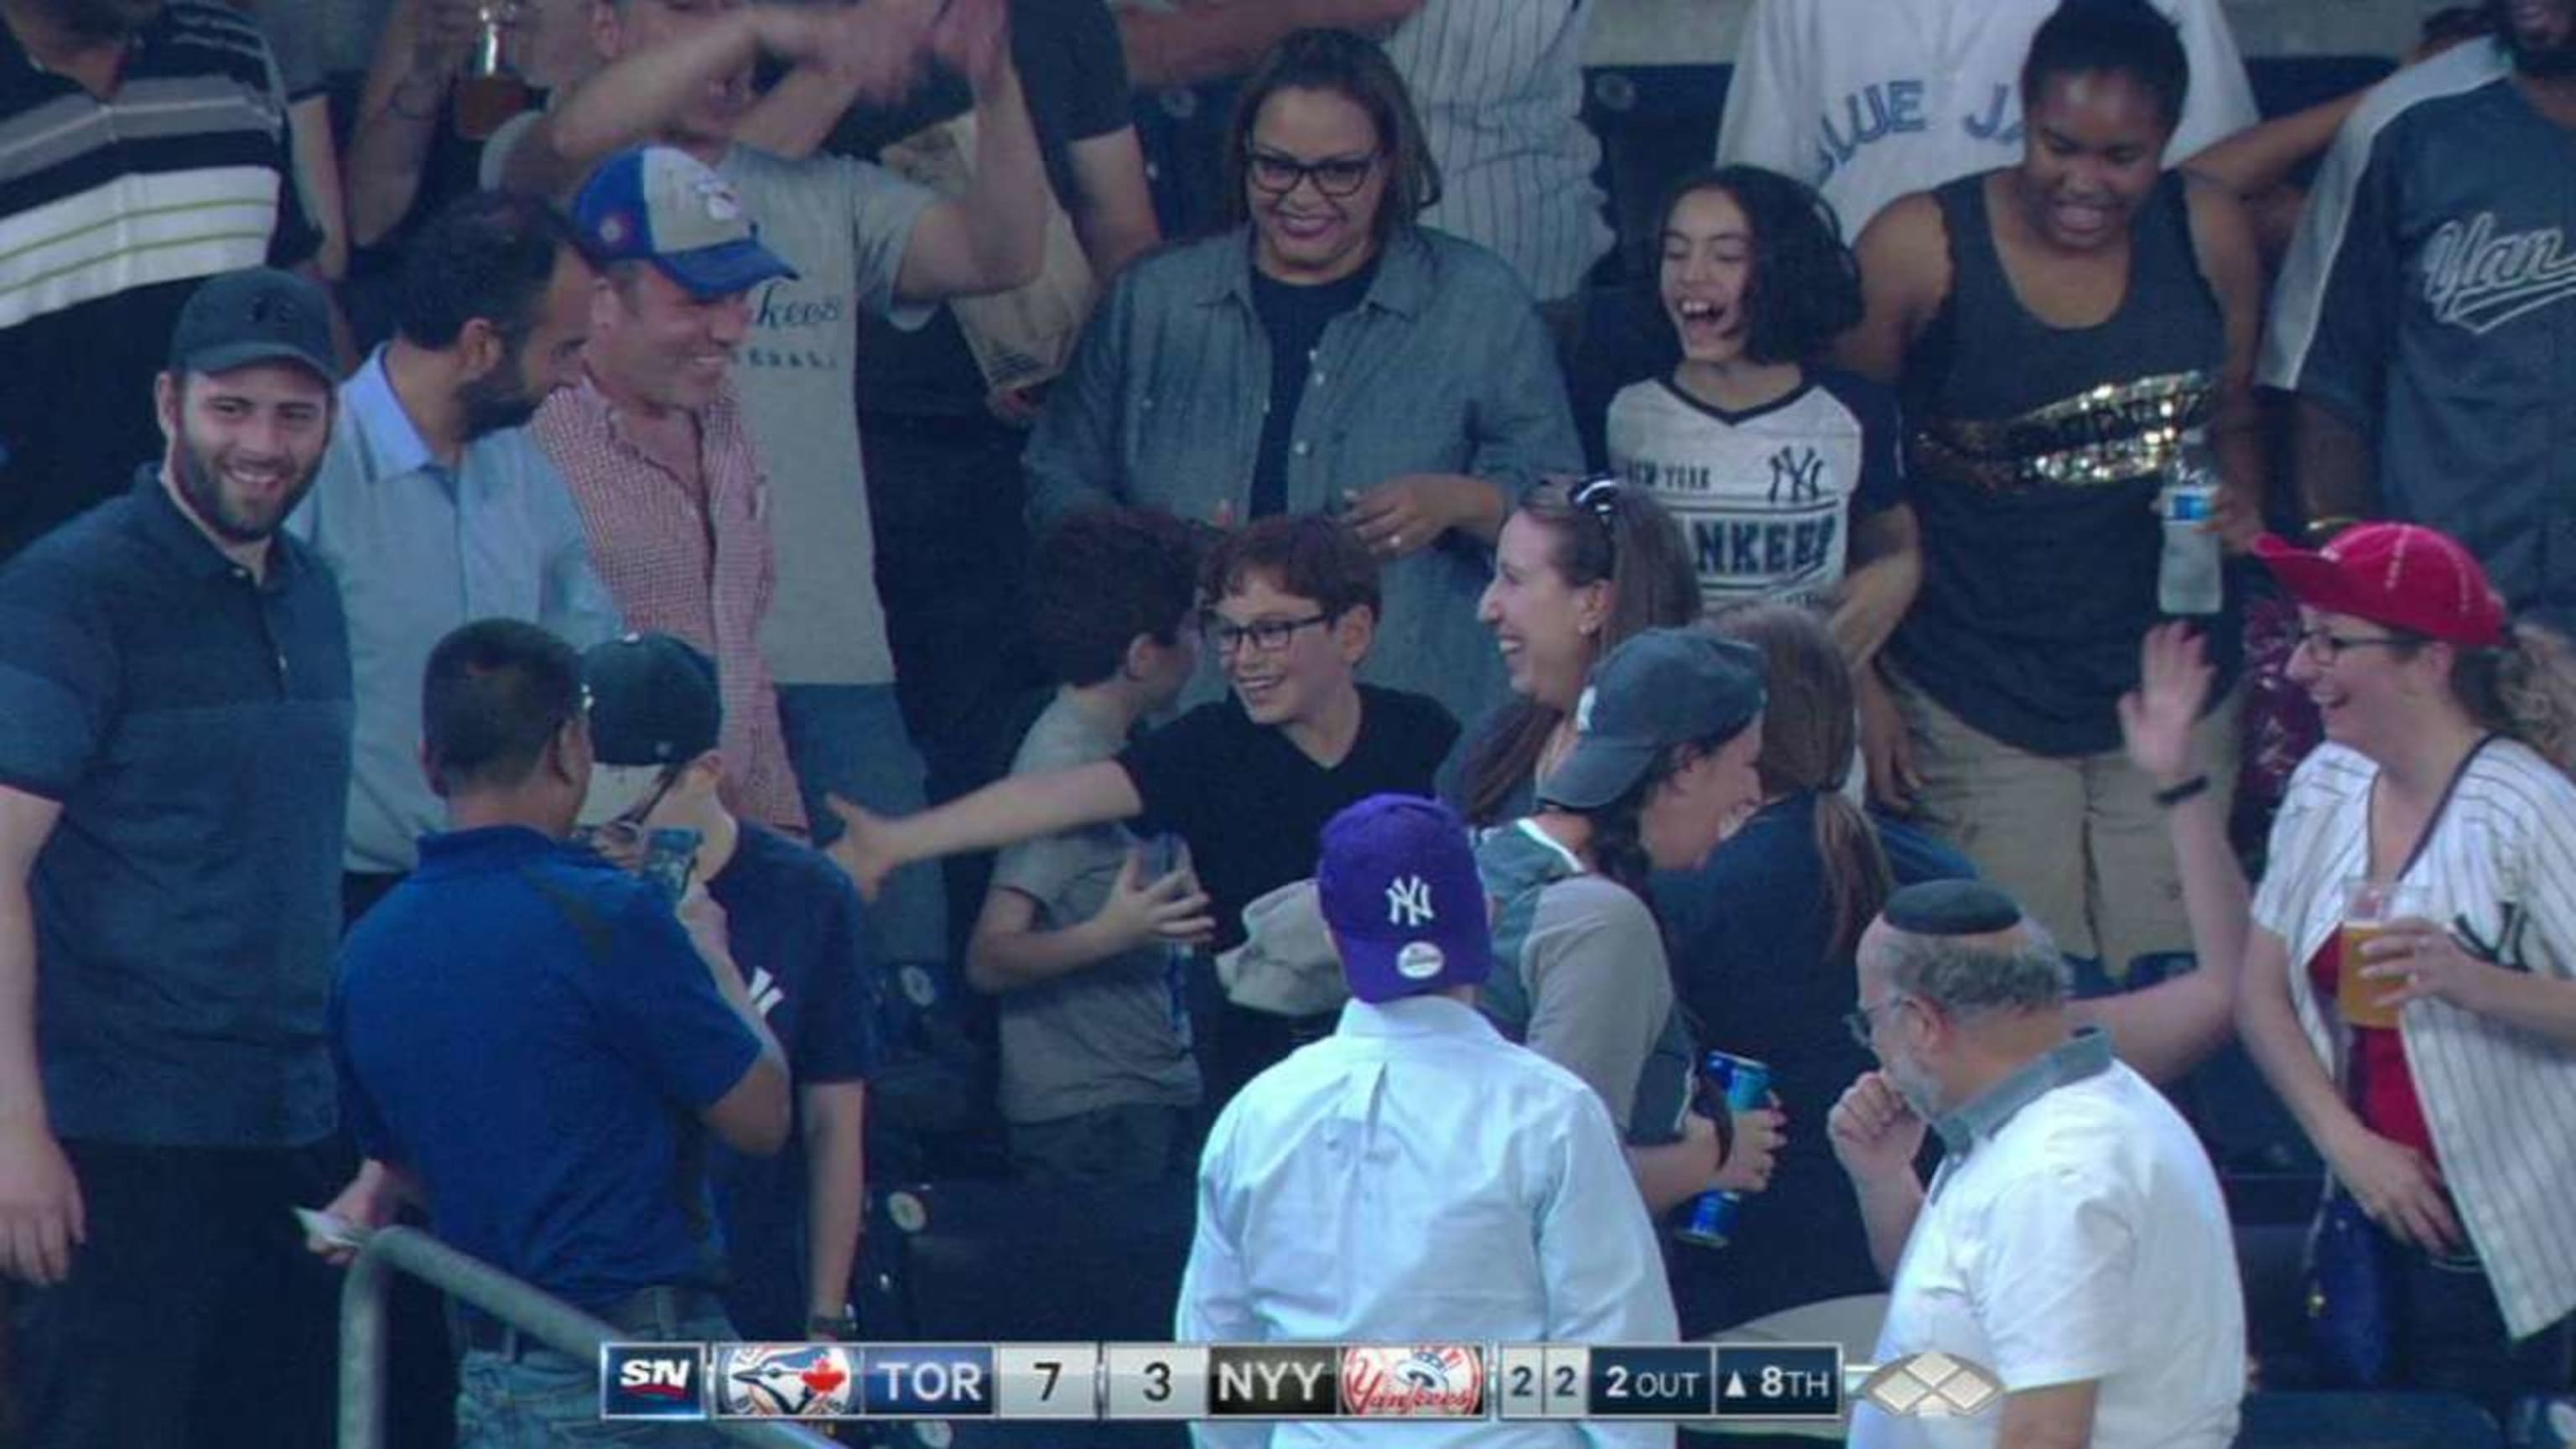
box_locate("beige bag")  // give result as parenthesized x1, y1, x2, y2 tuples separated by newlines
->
(877, 112, 1098, 392)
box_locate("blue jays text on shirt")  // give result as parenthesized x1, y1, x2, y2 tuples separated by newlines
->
(1811, 80, 2024, 186)
(744, 279, 844, 372)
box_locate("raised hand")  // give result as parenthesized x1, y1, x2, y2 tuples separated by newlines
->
(2118, 621, 2212, 787)
(927, 0, 1010, 94)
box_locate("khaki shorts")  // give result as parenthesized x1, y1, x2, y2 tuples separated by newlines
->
(1888, 667, 2241, 975)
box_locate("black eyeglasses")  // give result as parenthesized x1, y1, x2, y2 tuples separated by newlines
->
(576, 764, 683, 854)
(1203, 611, 1335, 655)
(2295, 628, 2413, 664)
(1246, 148, 1381, 198)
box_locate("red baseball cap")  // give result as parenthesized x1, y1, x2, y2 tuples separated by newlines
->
(2253, 523, 2506, 648)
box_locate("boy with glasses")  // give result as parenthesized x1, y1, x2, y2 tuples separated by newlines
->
(834, 514, 1457, 1104)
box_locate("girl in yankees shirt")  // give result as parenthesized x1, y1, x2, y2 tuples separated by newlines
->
(1607, 166, 1920, 673)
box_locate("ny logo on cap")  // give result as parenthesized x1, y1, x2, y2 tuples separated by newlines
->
(1386, 876, 1435, 928)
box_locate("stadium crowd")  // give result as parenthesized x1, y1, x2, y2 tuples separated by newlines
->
(0, 0, 2573, 1444)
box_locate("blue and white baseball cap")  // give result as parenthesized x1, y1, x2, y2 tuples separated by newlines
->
(573, 146, 797, 299)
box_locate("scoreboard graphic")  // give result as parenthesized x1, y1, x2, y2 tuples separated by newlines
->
(601, 1341, 2003, 1424)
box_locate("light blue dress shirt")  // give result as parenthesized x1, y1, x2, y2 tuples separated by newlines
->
(290, 350, 621, 874)
(1178, 994, 1675, 1448)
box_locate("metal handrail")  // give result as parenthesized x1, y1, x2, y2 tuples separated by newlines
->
(334, 1222, 836, 1448)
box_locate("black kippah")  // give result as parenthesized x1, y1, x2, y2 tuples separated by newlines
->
(1884, 880, 2023, 937)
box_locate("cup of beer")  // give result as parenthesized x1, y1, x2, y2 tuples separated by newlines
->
(2337, 880, 2430, 1030)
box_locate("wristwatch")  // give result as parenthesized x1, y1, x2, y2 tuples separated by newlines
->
(808, 1306, 860, 1339)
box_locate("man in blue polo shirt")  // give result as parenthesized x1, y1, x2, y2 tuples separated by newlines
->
(0, 267, 352, 1449)
(325, 618, 787, 1449)
(576, 632, 873, 1343)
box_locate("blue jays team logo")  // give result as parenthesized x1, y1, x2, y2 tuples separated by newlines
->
(712, 1343, 861, 1418)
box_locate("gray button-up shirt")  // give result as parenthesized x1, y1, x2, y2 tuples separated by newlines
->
(1026, 225, 1582, 729)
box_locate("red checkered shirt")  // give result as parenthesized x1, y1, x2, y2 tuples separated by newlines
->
(535, 373, 808, 834)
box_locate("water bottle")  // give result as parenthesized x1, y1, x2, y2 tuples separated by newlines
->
(2158, 428, 2223, 616)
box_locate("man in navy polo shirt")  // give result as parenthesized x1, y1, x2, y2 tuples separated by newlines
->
(577, 632, 873, 1343)
(0, 267, 351, 1449)
(324, 618, 787, 1449)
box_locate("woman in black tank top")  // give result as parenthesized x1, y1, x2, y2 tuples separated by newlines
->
(1833, 0, 2267, 1014)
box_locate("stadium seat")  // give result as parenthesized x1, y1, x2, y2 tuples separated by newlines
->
(2234, 1390, 2501, 1447)
(858, 1177, 1200, 1448)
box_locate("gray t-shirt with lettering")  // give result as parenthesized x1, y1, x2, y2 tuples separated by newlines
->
(720, 144, 936, 685)
(987, 696, 1202, 1124)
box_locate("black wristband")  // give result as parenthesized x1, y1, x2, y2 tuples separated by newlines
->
(2153, 773, 2211, 808)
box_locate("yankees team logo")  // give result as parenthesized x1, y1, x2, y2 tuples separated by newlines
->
(1768, 446, 1826, 505)
(2422, 212, 2576, 336)
(1386, 875, 1436, 928)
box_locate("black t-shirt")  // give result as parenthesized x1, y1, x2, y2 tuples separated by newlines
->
(835, 0, 1135, 417)
(1116, 685, 1458, 949)
(1247, 257, 1380, 520)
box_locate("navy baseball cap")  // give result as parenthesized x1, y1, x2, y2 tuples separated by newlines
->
(1317, 795, 1493, 1004)
(1540, 628, 1768, 811)
(573, 146, 797, 299)
(167, 268, 337, 383)
(579, 633, 722, 827)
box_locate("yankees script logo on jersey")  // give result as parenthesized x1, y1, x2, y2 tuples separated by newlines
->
(2422, 213, 2576, 336)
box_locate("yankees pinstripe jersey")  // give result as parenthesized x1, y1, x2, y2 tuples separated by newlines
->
(2251, 739, 2576, 1339)
(2260, 39, 2576, 635)
(1384, 0, 1611, 304)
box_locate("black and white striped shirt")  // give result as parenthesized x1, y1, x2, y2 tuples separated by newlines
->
(1384, 0, 1610, 304)
(0, 0, 314, 557)
(2251, 739, 2576, 1339)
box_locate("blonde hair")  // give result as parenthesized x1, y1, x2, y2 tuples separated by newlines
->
(2454, 622, 2576, 776)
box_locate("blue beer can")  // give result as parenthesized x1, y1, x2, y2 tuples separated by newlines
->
(1676, 1050, 1772, 1249)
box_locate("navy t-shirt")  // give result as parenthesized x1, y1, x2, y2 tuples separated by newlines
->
(334, 827, 763, 1309)
(704, 823, 876, 1339)
(1649, 792, 1971, 1333)
(1119, 685, 1457, 951)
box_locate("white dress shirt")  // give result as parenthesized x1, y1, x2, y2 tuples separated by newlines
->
(1856, 1037, 2245, 1449)
(1178, 995, 1675, 1448)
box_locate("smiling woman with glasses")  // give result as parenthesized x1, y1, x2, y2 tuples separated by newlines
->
(1023, 28, 1584, 734)
(2122, 522, 2576, 1405)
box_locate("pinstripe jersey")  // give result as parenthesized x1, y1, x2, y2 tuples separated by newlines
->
(1383, 0, 1610, 304)
(2251, 739, 2576, 1338)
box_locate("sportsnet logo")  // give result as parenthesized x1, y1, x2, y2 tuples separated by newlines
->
(600, 1343, 707, 1420)
(1340, 1344, 1486, 1418)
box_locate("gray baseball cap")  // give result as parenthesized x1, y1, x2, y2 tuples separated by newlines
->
(1539, 628, 1767, 811)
